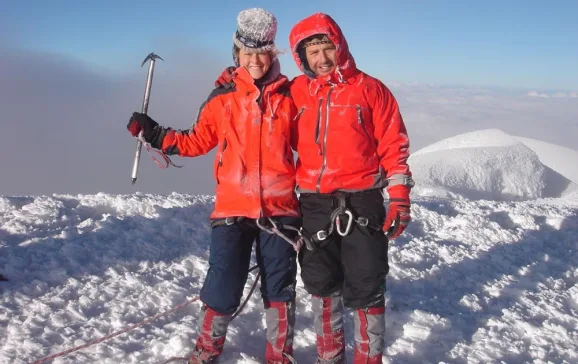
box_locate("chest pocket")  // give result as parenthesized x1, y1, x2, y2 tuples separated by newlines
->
(355, 105, 374, 144)
(294, 105, 320, 146)
(330, 104, 376, 148)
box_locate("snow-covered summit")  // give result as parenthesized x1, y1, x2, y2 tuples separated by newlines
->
(410, 129, 578, 201)
(1, 131, 577, 364)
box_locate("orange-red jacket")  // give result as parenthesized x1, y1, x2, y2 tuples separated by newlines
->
(159, 65, 299, 219)
(288, 13, 412, 194)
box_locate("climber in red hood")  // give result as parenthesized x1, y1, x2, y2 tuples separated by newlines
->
(287, 13, 414, 364)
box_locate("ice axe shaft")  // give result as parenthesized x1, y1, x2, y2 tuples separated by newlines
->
(131, 52, 163, 185)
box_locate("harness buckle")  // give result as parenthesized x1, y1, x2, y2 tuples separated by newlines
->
(357, 216, 369, 227)
(225, 217, 236, 225)
(304, 237, 316, 251)
(316, 230, 328, 241)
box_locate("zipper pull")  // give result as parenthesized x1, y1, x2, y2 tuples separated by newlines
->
(294, 107, 305, 121)
(219, 139, 228, 166)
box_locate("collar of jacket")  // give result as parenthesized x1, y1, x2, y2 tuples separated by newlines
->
(304, 66, 360, 97)
(233, 60, 287, 94)
(314, 66, 359, 85)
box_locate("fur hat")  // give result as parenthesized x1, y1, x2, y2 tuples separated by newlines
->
(233, 8, 278, 65)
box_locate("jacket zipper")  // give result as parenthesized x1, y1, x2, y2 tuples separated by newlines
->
(314, 98, 323, 153)
(316, 86, 333, 193)
(257, 86, 265, 218)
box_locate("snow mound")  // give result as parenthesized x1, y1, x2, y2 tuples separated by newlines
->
(513, 136, 578, 185)
(412, 129, 521, 155)
(410, 129, 576, 201)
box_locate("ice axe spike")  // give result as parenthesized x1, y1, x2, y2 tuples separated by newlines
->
(131, 52, 163, 185)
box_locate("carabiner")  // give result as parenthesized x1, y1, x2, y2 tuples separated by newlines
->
(335, 210, 354, 236)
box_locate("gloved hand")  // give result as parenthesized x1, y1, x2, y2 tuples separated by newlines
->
(382, 185, 411, 239)
(214, 66, 237, 89)
(127, 112, 159, 140)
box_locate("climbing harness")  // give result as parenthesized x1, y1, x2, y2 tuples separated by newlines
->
(211, 216, 305, 252)
(255, 217, 303, 252)
(303, 192, 383, 251)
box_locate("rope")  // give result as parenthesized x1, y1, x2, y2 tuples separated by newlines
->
(27, 217, 297, 363)
(161, 357, 188, 363)
(28, 265, 262, 364)
(255, 218, 303, 252)
(232, 267, 260, 321)
(139, 136, 182, 169)
(161, 265, 260, 364)
(29, 296, 200, 364)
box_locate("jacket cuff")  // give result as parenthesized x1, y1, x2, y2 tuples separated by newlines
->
(386, 185, 410, 204)
(159, 129, 176, 152)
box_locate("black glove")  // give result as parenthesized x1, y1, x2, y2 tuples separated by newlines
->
(127, 112, 159, 139)
(127, 112, 166, 149)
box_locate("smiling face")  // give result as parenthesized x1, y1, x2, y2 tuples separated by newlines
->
(237, 49, 272, 80)
(302, 35, 337, 76)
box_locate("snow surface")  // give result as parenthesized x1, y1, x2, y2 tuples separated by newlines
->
(1, 131, 578, 364)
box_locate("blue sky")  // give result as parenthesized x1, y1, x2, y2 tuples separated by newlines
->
(2, 0, 577, 90)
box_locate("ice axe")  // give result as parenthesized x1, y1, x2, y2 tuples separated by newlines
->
(131, 52, 164, 185)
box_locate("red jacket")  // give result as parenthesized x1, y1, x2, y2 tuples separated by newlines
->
(289, 13, 412, 194)
(160, 65, 300, 219)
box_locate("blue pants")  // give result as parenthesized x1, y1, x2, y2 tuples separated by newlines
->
(200, 216, 299, 315)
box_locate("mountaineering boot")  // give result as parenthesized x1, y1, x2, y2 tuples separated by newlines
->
(188, 304, 233, 364)
(264, 300, 296, 363)
(312, 292, 345, 364)
(352, 304, 386, 364)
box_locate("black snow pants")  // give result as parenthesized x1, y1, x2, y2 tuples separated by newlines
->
(298, 189, 389, 310)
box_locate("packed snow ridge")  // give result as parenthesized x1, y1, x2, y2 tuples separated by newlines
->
(409, 129, 578, 201)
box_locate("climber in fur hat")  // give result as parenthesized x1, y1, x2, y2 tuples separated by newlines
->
(127, 8, 300, 363)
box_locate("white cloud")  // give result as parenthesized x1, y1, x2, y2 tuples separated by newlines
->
(1, 51, 577, 196)
(386, 83, 578, 153)
(0, 45, 229, 196)
(528, 90, 550, 98)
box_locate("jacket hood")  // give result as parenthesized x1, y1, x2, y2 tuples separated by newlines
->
(289, 13, 357, 82)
